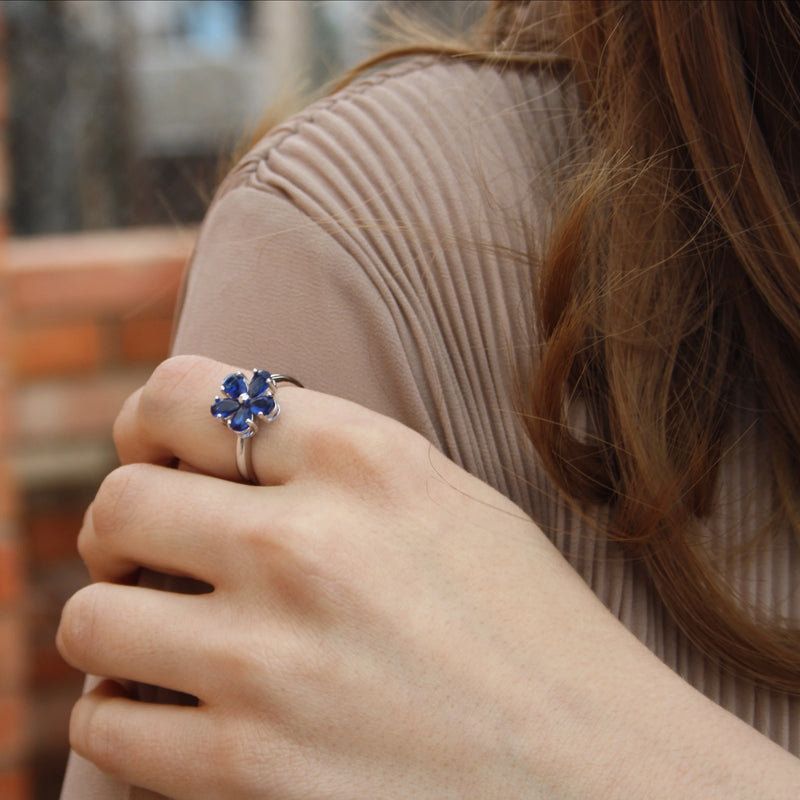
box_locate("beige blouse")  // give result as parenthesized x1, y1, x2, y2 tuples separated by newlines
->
(61, 56, 799, 799)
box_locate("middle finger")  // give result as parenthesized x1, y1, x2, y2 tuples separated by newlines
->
(82, 462, 254, 587)
(58, 582, 216, 699)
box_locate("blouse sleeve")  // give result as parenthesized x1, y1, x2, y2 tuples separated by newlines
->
(171, 182, 439, 445)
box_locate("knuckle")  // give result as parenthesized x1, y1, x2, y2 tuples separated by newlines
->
(57, 587, 99, 665)
(70, 696, 121, 774)
(89, 464, 148, 541)
(235, 505, 331, 601)
(134, 355, 207, 434)
(74, 505, 94, 565)
(111, 389, 139, 453)
(113, 355, 215, 464)
(235, 496, 351, 608)
(150, 354, 206, 393)
(305, 408, 408, 486)
(137, 358, 185, 424)
(213, 719, 275, 797)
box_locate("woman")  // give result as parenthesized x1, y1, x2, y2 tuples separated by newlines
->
(58, 1, 800, 797)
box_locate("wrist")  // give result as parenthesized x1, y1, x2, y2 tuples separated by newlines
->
(536, 620, 800, 800)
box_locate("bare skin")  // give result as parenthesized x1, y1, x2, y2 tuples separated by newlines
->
(57, 355, 800, 799)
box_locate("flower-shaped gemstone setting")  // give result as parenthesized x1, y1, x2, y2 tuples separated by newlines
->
(211, 369, 278, 437)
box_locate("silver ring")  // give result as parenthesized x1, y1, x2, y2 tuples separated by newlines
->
(210, 369, 303, 484)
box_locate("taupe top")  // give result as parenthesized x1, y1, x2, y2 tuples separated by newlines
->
(61, 57, 799, 799)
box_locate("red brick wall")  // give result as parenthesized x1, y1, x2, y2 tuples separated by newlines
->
(0, 8, 30, 797)
(0, 292, 29, 800)
(7, 226, 194, 798)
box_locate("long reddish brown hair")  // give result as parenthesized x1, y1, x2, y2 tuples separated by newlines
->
(497, 0, 800, 693)
(352, 0, 800, 692)
(257, 0, 800, 692)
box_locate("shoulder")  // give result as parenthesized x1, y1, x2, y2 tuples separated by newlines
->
(174, 56, 576, 512)
(199, 56, 579, 331)
(218, 56, 577, 220)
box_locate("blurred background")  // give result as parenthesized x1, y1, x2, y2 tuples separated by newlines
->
(0, 1, 484, 797)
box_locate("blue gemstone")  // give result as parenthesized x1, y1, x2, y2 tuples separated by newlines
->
(250, 395, 276, 417)
(229, 405, 253, 433)
(248, 370, 271, 398)
(211, 397, 239, 418)
(222, 373, 247, 399)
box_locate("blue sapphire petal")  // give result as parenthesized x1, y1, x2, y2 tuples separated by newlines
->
(211, 397, 239, 419)
(250, 395, 276, 417)
(248, 370, 271, 398)
(222, 373, 247, 399)
(229, 405, 254, 434)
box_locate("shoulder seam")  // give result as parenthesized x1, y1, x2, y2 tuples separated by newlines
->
(227, 56, 449, 184)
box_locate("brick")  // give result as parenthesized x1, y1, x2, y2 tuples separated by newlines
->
(0, 768, 31, 800)
(0, 219, 11, 250)
(0, 133, 8, 216)
(0, 694, 27, 759)
(0, 59, 8, 128)
(31, 687, 76, 757)
(0, 540, 22, 605)
(8, 227, 194, 318)
(11, 438, 117, 490)
(12, 369, 152, 443)
(31, 644, 82, 689)
(0, 462, 19, 520)
(28, 561, 89, 696)
(0, 614, 25, 692)
(10, 261, 182, 318)
(0, 374, 11, 445)
(121, 315, 174, 364)
(27, 507, 83, 564)
(0, 300, 9, 355)
(10, 321, 102, 379)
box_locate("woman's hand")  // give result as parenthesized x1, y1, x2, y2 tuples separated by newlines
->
(57, 356, 800, 799)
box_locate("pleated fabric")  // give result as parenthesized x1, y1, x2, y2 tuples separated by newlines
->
(61, 56, 798, 799)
